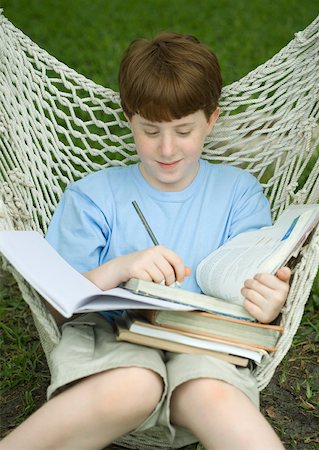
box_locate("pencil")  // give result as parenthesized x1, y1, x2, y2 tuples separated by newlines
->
(131, 200, 180, 287)
(132, 200, 159, 246)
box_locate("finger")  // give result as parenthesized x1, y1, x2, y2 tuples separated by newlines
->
(243, 297, 280, 323)
(251, 272, 289, 292)
(156, 246, 189, 283)
(242, 276, 288, 308)
(242, 275, 288, 323)
(276, 266, 291, 283)
(134, 269, 154, 283)
(243, 276, 275, 300)
(254, 272, 290, 302)
(145, 260, 176, 285)
(157, 259, 191, 286)
(131, 253, 171, 284)
(242, 285, 277, 323)
(241, 285, 268, 308)
(243, 298, 265, 322)
(153, 257, 177, 286)
(143, 247, 181, 285)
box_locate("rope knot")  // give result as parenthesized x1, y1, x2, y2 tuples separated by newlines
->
(298, 118, 317, 136)
(8, 169, 34, 189)
(287, 181, 298, 191)
(285, 182, 298, 199)
(294, 31, 308, 45)
(0, 179, 33, 226)
(0, 114, 7, 134)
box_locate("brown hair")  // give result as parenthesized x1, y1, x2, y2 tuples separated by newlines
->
(119, 32, 222, 122)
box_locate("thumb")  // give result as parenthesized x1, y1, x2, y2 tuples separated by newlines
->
(276, 266, 291, 283)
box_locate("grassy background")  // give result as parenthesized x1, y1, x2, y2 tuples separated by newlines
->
(0, 1, 318, 448)
(1, 0, 318, 88)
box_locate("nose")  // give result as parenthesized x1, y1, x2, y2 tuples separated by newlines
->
(158, 133, 175, 158)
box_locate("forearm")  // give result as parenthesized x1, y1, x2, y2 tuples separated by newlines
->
(41, 260, 124, 326)
(83, 257, 127, 291)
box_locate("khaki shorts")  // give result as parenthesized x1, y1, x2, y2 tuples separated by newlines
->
(48, 313, 259, 447)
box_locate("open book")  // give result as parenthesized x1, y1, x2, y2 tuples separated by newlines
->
(0, 230, 250, 319)
(196, 204, 319, 304)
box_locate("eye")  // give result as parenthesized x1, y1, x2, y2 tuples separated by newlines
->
(144, 130, 159, 136)
(177, 130, 191, 136)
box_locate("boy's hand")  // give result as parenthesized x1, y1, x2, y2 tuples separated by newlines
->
(84, 245, 191, 291)
(241, 267, 291, 323)
(117, 245, 191, 286)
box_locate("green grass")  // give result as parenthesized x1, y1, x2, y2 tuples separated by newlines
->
(1, 0, 318, 89)
(0, 271, 49, 430)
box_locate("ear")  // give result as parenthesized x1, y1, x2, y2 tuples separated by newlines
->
(207, 107, 220, 130)
(124, 112, 131, 124)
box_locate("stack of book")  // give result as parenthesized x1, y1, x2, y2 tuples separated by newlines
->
(114, 278, 284, 367)
(114, 203, 319, 366)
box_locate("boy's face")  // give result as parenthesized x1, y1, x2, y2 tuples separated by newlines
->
(129, 110, 219, 191)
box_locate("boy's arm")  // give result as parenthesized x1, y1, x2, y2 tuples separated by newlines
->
(84, 245, 191, 291)
(241, 267, 291, 323)
(45, 246, 191, 326)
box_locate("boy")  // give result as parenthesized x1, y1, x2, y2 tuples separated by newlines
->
(1, 33, 291, 450)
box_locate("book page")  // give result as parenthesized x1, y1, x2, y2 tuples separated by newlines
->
(196, 205, 319, 303)
(0, 231, 193, 317)
(0, 231, 103, 317)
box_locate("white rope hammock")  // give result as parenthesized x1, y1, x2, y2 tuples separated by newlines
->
(0, 10, 318, 449)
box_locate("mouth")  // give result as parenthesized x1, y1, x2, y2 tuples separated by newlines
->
(157, 160, 182, 169)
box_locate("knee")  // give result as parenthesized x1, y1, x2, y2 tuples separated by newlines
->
(196, 378, 240, 404)
(126, 367, 164, 414)
(92, 367, 164, 420)
(172, 378, 240, 414)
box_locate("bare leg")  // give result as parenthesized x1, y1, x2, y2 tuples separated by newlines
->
(170, 378, 284, 450)
(0, 367, 163, 450)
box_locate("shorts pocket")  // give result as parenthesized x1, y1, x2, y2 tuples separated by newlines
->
(53, 321, 96, 362)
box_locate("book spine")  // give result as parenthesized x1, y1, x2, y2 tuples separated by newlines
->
(192, 311, 284, 331)
(139, 310, 158, 322)
(148, 323, 278, 352)
(155, 310, 283, 331)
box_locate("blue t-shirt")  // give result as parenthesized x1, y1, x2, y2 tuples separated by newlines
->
(46, 159, 271, 295)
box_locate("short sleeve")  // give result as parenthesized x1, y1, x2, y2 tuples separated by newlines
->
(228, 171, 272, 239)
(46, 187, 110, 273)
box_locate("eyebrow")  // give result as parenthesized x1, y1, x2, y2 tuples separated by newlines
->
(140, 122, 158, 127)
(175, 122, 195, 128)
(140, 121, 195, 128)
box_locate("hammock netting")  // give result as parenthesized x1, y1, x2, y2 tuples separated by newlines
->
(0, 10, 318, 449)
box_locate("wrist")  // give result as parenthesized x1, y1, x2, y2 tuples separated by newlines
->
(83, 258, 127, 290)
